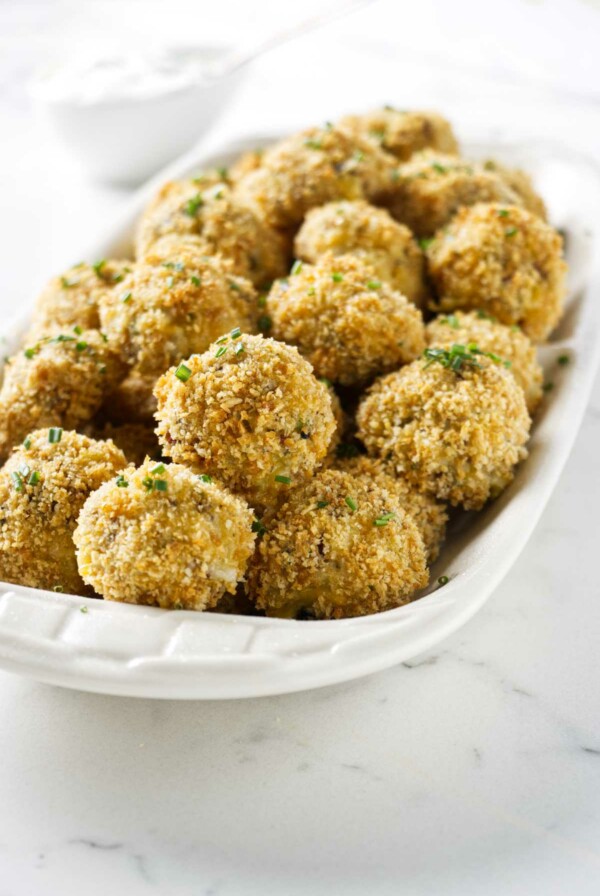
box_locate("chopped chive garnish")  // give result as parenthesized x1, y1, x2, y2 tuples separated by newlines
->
(121, 291, 132, 303)
(251, 519, 266, 535)
(442, 314, 460, 329)
(307, 287, 316, 296)
(367, 280, 382, 290)
(432, 162, 447, 174)
(184, 194, 204, 216)
(423, 343, 508, 375)
(418, 237, 434, 251)
(61, 277, 77, 288)
(258, 294, 267, 307)
(190, 275, 201, 287)
(374, 512, 395, 527)
(558, 354, 570, 365)
(275, 475, 291, 484)
(48, 427, 63, 444)
(230, 327, 242, 340)
(115, 474, 128, 487)
(53, 585, 63, 593)
(142, 476, 153, 491)
(150, 463, 166, 475)
(175, 362, 192, 382)
(234, 342, 245, 355)
(24, 347, 36, 359)
(166, 276, 175, 289)
(27, 471, 40, 486)
(23, 436, 31, 449)
(258, 315, 272, 332)
(497, 209, 509, 217)
(290, 260, 303, 275)
(215, 345, 227, 358)
(154, 479, 168, 492)
(331, 272, 344, 283)
(304, 139, 322, 149)
(198, 473, 212, 483)
(319, 377, 332, 388)
(345, 496, 357, 512)
(438, 575, 449, 586)
(75, 341, 88, 352)
(92, 259, 106, 277)
(217, 166, 228, 179)
(229, 281, 241, 292)
(73, 325, 83, 335)
(11, 472, 23, 492)
(316, 500, 329, 509)
(543, 381, 554, 392)
(80, 606, 88, 613)
(215, 335, 229, 344)
(353, 149, 364, 163)
(505, 227, 519, 237)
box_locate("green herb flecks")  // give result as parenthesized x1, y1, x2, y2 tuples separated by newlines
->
(48, 427, 63, 444)
(175, 362, 192, 383)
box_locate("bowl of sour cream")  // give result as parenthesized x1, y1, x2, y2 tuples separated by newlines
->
(29, 44, 244, 185)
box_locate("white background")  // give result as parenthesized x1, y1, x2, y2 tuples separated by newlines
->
(0, 1, 600, 893)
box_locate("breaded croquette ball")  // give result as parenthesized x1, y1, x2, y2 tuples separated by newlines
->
(99, 247, 257, 380)
(426, 310, 543, 414)
(357, 347, 531, 510)
(340, 108, 459, 161)
(84, 422, 160, 466)
(233, 124, 394, 231)
(247, 468, 428, 619)
(0, 329, 125, 462)
(482, 160, 547, 219)
(295, 200, 427, 307)
(267, 254, 425, 386)
(427, 203, 566, 342)
(27, 259, 133, 339)
(229, 147, 265, 182)
(0, 429, 126, 594)
(136, 180, 287, 287)
(154, 334, 336, 510)
(334, 455, 447, 562)
(74, 459, 255, 610)
(385, 151, 521, 237)
(100, 373, 158, 425)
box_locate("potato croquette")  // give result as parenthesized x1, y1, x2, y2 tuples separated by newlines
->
(246, 468, 428, 619)
(74, 459, 255, 610)
(100, 373, 158, 425)
(27, 259, 133, 339)
(136, 180, 287, 287)
(483, 160, 547, 219)
(333, 455, 447, 562)
(427, 203, 566, 342)
(229, 147, 265, 182)
(385, 151, 521, 236)
(295, 200, 427, 307)
(85, 422, 160, 466)
(154, 334, 336, 510)
(233, 124, 395, 231)
(0, 329, 125, 462)
(267, 254, 425, 386)
(0, 429, 126, 594)
(340, 108, 459, 161)
(426, 310, 543, 414)
(357, 348, 531, 510)
(99, 248, 257, 380)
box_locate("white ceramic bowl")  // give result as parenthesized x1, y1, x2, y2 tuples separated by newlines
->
(0, 134, 598, 699)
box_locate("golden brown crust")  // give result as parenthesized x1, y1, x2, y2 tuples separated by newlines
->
(427, 203, 566, 342)
(340, 108, 459, 161)
(384, 151, 521, 236)
(247, 468, 428, 619)
(0, 429, 126, 594)
(333, 455, 447, 562)
(154, 334, 336, 511)
(98, 248, 257, 380)
(357, 356, 531, 510)
(0, 329, 125, 462)
(267, 254, 425, 386)
(229, 148, 266, 182)
(136, 180, 287, 287)
(426, 310, 543, 414)
(74, 459, 255, 610)
(482, 160, 547, 219)
(99, 373, 158, 426)
(233, 125, 395, 230)
(27, 259, 133, 340)
(295, 200, 427, 307)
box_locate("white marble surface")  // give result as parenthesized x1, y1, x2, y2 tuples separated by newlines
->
(1, 1, 600, 893)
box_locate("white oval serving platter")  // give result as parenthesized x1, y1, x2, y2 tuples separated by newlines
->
(0, 133, 598, 699)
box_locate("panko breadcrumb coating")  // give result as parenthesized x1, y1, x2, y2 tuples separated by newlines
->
(136, 180, 287, 287)
(295, 200, 427, 307)
(483, 160, 547, 219)
(0, 329, 125, 462)
(229, 147, 265, 182)
(427, 203, 566, 342)
(85, 422, 160, 466)
(99, 247, 257, 380)
(267, 254, 425, 386)
(340, 108, 459, 161)
(154, 334, 336, 510)
(385, 151, 521, 237)
(334, 455, 447, 562)
(0, 429, 126, 594)
(27, 259, 133, 340)
(357, 351, 531, 509)
(101, 373, 158, 425)
(426, 310, 543, 414)
(74, 459, 255, 610)
(247, 468, 428, 619)
(233, 124, 395, 231)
